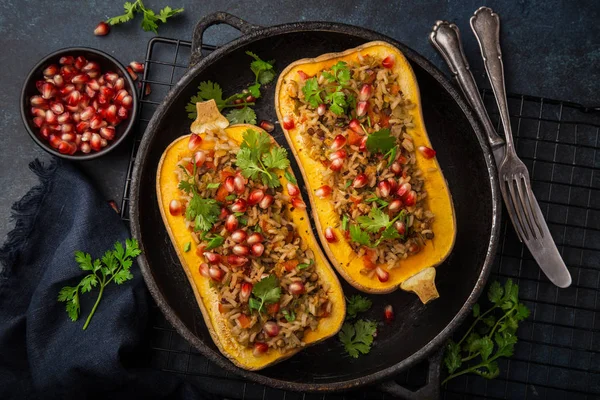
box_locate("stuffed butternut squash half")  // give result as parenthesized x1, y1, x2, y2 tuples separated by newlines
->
(157, 100, 345, 370)
(275, 41, 456, 301)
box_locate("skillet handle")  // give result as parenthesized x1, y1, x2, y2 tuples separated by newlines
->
(190, 12, 263, 67)
(377, 348, 443, 399)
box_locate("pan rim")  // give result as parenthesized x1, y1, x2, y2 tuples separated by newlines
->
(130, 20, 501, 392)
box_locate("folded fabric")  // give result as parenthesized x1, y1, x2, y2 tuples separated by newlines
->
(0, 159, 214, 400)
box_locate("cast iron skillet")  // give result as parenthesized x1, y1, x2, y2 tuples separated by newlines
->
(130, 12, 500, 399)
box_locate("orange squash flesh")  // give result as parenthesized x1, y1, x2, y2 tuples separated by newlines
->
(275, 41, 456, 300)
(156, 110, 345, 370)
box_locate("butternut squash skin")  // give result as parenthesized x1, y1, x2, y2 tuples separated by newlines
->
(156, 123, 345, 371)
(275, 41, 456, 299)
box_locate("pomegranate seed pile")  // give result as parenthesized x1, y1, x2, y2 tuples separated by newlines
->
(29, 55, 133, 155)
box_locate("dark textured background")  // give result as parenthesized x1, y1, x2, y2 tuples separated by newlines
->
(0, 1, 598, 263)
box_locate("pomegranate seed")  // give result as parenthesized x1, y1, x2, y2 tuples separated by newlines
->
(129, 61, 145, 73)
(126, 66, 138, 81)
(288, 282, 305, 295)
(104, 104, 118, 123)
(225, 214, 238, 232)
(259, 120, 274, 132)
(389, 199, 403, 213)
(50, 102, 64, 115)
(356, 101, 368, 117)
(43, 64, 59, 77)
(378, 181, 391, 197)
(188, 133, 202, 150)
(71, 74, 89, 84)
(76, 121, 90, 134)
(329, 149, 347, 161)
(74, 134, 82, 146)
(418, 145, 436, 159)
(408, 242, 421, 254)
(245, 95, 256, 103)
(53, 74, 64, 87)
(359, 84, 373, 101)
(66, 90, 81, 106)
(315, 185, 332, 198)
(102, 73, 117, 85)
(233, 99, 244, 109)
(247, 189, 264, 205)
(79, 94, 91, 108)
(387, 177, 398, 191)
(219, 207, 229, 220)
(282, 115, 295, 130)
(232, 244, 250, 256)
(59, 84, 75, 96)
(259, 195, 273, 209)
(114, 89, 128, 103)
(317, 103, 327, 116)
(40, 126, 52, 139)
(41, 82, 55, 99)
(263, 321, 280, 337)
(231, 230, 248, 243)
(251, 243, 265, 257)
(30, 95, 46, 107)
(117, 106, 128, 120)
(352, 174, 368, 189)
(199, 263, 210, 278)
(31, 107, 45, 118)
(330, 158, 344, 171)
(291, 197, 306, 210)
(253, 342, 268, 356)
(74, 56, 87, 70)
(227, 255, 249, 267)
(331, 134, 347, 151)
(33, 117, 44, 128)
(396, 182, 411, 198)
(121, 95, 133, 109)
(81, 131, 92, 142)
(287, 182, 300, 197)
(35, 80, 45, 93)
(89, 115, 103, 130)
(59, 56, 74, 65)
(233, 175, 245, 194)
(144, 83, 152, 96)
(61, 132, 75, 142)
(247, 233, 263, 245)
(404, 190, 417, 206)
(71, 111, 81, 122)
(80, 142, 91, 154)
(325, 227, 338, 243)
(58, 141, 77, 155)
(382, 55, 395, 69)
(375, 267, 390, 282)
(100, 86, 115, 99)
(114, 78, 125, 91)
(193, 151, 206, 167)
(106, 200, 119, 213)
(359, 136, 368, 152)
(61, 125, 74, 135)
(81, 62, 100, 73)
(231, 199, 247, 213)
(90, 133, 102, 151)
(99, 126, 115, 140)
(240, 282, 252, 302)
(94, 21, 110, 36)
(48, 134, 61, 148)
(80, 106, 94, 121)
(87, 79, 100, 91)
(48, 124, 62, 132)
(60, 65, 77, 81)
(45, 110, 57, 124)
(85, 86, 97, 99)
(209, 265, 224, 281)
(87, 70, 100, 79)
(224, 176, 236, 193)
(384, 305, 394, 323)
(390, 162, 402, 175)
(204, 252, 221, 265)
(394, 220, 406, 235)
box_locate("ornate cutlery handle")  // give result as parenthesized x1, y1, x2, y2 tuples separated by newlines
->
(471, 7, 515, 153)
(430, 21, 504, 148)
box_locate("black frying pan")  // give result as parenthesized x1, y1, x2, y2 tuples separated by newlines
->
(130, 12, 501, 398)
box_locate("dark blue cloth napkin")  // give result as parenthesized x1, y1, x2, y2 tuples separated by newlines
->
(0, 159, 214, 400)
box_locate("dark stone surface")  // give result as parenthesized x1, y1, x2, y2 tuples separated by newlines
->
(1, 1, 598, 247)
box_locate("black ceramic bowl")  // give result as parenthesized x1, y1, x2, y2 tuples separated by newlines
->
(20, 47, 138, 160)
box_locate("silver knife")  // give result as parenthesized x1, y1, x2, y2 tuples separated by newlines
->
(430, 17, 572, 288)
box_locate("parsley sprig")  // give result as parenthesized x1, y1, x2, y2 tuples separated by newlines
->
(339, 320, 378, 358)
(366, 128, 396, 154)
(58, 239, 142, 330)
(107, 1, 183, 33)
(349, 208, 407, 248)
(248, 275, 281, 313)
(301, 61, 352, 116)
(178, 162, 220, 232)
(346, 295, 372, 319)
(236, 129, 289, 187)
(443, 279, 530, 384)
(186, 52, 275, 123)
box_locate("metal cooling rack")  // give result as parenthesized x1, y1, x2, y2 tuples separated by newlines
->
(121, 37, 600, 399)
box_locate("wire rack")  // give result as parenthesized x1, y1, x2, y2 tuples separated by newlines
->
(120, 37, 600, 399)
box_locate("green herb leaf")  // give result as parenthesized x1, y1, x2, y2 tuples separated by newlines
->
(329, 61, 351, 85)
(349, 224, 372, 247)
(366, 128, 395, 154)
(186, 81, 225, 119)
(282, 309, 296, 322)
(297, 259, 313, 270)
(225, 107, 257, 125)
(236, 129, 289, 188)
(473, 303, 481, 318)
(186, 196, 220, 232)
(302, 77, 323, 108)
(249, 275, 281, 313)
(205, 235, 225, 250)
(339, 320, 377, 358)
(284, 170, 297, 185)
(444, 340, 462, 374)
(107, 1, 183, 34)
(357, 207, 390, 233)
(346, 295, 372, 319)
(246, 51, 276, 85)
(206, 182, 220, 189)
(341, 214, 349, 231)
(184, 242, 191, 252)
(225, 194, 236, 201)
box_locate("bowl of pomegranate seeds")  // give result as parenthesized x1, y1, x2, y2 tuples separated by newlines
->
(21, 47, 138, 159)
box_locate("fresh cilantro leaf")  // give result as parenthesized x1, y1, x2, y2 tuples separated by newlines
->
(357, 207, 390, 233)
(379, 225, 400, 242)
(284, 170, 297, 185)
(58, 239, 141, 330)
(325, 90, 347, 116)
(107, 1, 183, 34)
(473, 303, 481, 318)
(236, 130, 289, 188)
(206, 182, 220, 189)
(366, 128, 395, 154)
(385, 146, 398, 166)
(248, 297, 261, 312)
(226, 107, 257, 125)
(346, 295, 372, 319)
(241, 129, 271, 156)
(349, 224, 371, 247)
(249, 275, 281, 313)
(184, 242, 191, 252)
(258, 69, 276, 85)
(106, 1, 138, 25)
(487, 281, 503, 304)
(156, 5, 184, 23)
(444, 340, 462, 374)
(186, 196, 220, 232)
(140, 9, 159, 33)
(262, 148, 290, 170)
(282, 309, 296, 322)
(342, 214, 349, 231)
(330, 61, 351, 85)
(339, 320, 377, 358)
(302, 77, 323, 108)
(247, 83, 261, 99)
(246, 51, 275, 85)
(186, 81, 225, 119)
(205, 235, 225, 250)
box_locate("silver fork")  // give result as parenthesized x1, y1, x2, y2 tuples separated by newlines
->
(470, 7, 572, 287)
